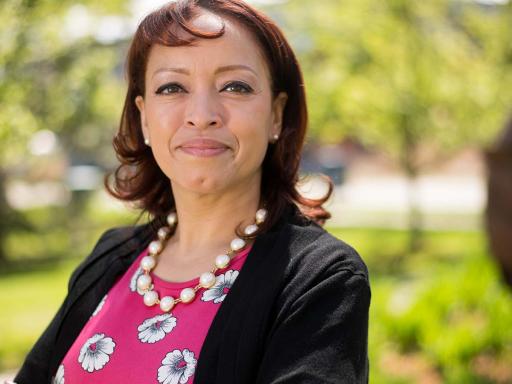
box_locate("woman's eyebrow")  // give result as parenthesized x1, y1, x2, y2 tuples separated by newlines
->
(151, 67, 189, 79)
(151, 64, 258, 79)
(214, 64, 258, 77)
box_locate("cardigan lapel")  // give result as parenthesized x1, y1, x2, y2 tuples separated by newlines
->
(49, 221, 156, 378)
(63, 221, 155, 319)
(194, 204, 300, 383)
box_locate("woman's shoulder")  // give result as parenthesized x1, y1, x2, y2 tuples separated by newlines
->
(67, 221, 154, 290)
(268, 218, 371, 329)
(283, 216, 369, 281)
(86, 222, 152, 261)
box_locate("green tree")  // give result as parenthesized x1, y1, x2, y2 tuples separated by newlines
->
(0, 0, 128, 263)
(278, 0, 512, 252)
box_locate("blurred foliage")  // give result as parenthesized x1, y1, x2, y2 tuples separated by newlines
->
(0, 0, 129, 166)
(273, 0, 512, 250)
(280, 0, 512, 157)
(0, 0, 131, 261)
(333, 227, 512, 384)
(1, 192, 138, 265)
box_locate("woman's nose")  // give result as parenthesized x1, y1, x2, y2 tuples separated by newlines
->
(184, 91, 221, 130)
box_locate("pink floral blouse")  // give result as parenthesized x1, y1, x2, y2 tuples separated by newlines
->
(53, 244, 252, 384)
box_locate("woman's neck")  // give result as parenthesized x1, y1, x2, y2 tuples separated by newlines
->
(167, 181, 262, 261)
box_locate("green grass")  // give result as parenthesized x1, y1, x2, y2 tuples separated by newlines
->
(1, 225, 511, 383)
(0, 259, 80, 370)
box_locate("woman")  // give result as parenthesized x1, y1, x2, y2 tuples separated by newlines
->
(14, 0, 370, 383)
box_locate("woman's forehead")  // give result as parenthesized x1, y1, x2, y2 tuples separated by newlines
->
(146, 16, 269, 79)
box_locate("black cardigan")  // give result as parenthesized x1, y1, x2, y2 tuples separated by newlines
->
(14, 206, 371, 383)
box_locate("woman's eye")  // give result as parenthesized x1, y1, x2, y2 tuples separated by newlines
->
(222, 81, 254, 94)
(155, 83, 185, 95)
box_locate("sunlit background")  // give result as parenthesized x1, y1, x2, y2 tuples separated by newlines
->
(1, 0, 512, 382)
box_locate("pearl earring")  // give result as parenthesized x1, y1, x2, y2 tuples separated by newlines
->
(273, 134, 279, 141)
(144, 138, 150, 146)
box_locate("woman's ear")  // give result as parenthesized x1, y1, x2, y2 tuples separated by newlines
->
(135, 95, 150, 144)
(271, 92, 288, 141)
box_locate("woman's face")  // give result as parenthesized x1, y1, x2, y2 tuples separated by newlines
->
(135, 12, 287, 198)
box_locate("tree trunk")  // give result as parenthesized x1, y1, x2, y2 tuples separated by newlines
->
(405, 167, 423, 253)
(400, 116, 424, 254)
(485, 115, 512, 287)
(0, 169, 9, 264)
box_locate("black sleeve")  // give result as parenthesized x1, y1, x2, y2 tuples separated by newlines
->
(255, 270, 371, 384)
(13, 228, 118, 384)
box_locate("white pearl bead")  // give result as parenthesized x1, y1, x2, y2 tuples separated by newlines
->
(230, 238, 246, 252)
(157, 227, 170, 240)
(137, 274, 152, 291)
(244, 224, 258, 236)
(148, 240, 162, 255)
(167, 212, 177, 226)
(255, 208, 267, 224)
(143, 290, 159, 306)
(141, 256, 156, 271)
(180, 288, 195, 303)
(215, 254, 230, 269)
(159, 296, 175, 312)
(199, 272, 216, 288)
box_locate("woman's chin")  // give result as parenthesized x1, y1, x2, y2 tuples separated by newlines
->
(172, 174, 233, 196)
(168, 166, 261, 198)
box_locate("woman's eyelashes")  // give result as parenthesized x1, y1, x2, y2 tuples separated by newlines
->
(221, 81, 254, 94)
(155, 82, 185, 95)
(155, 81, 254, 95)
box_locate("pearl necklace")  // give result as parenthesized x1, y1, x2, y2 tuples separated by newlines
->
(136, 208, 268, 313)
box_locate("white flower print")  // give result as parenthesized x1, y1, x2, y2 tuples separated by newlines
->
(201, 269, 239, 304)
(130, 265, 145, 295)
(78, 333, 116, 373)
(52, 364, 64, 384)
(138, 313, 177, 343)
(157, 349, 197, 384)
(91, 294, 107, 317)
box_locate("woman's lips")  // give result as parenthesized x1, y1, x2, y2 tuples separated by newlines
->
(180, 147, 228, 157)
(179, 138, 229, 157)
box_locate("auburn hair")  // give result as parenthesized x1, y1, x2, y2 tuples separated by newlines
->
(105, 0, 332, 235)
